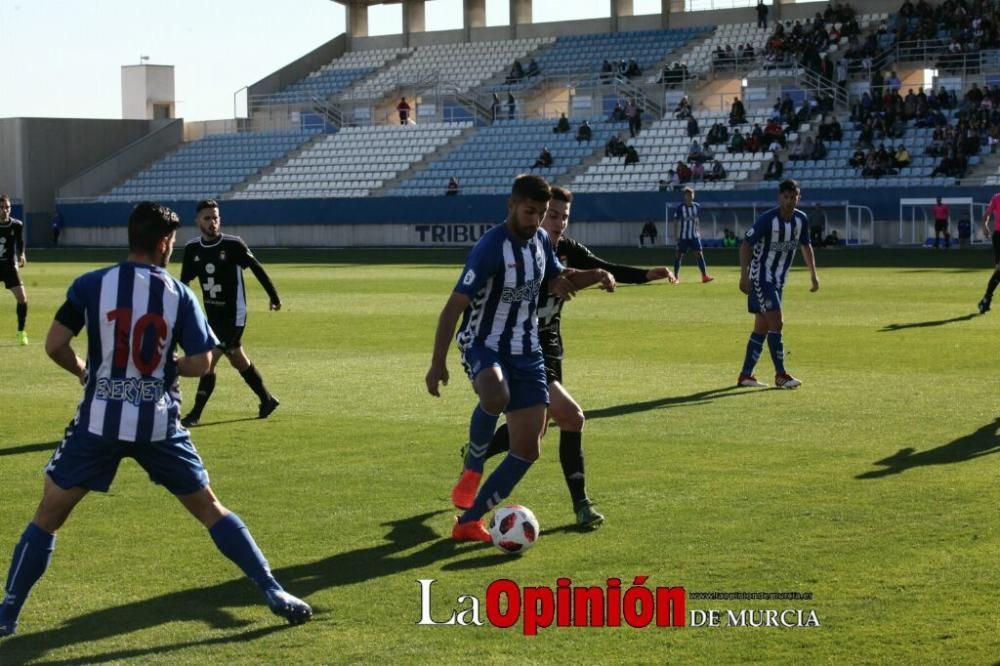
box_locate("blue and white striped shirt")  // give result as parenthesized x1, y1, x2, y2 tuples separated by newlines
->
(454, 224, 564, 355)
(63, 262, 217, 442)
(745, 207, 811, 288)
(673, 202, 701, 240)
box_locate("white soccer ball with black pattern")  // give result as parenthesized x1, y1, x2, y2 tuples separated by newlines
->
(489, 505, 540, 554)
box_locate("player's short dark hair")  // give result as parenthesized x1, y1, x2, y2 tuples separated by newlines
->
(778, 179, 800, 194)
(550, 185, 572, 204)
(195, 199, 219, 214)
(0, 193, 9, 205)
(128, 202, 180, 255)
(511, 174, 552, 204)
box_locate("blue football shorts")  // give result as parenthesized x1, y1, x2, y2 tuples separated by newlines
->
(747, 280, 783, 314)
(460, 343, 550, 411)
(45, 422, 210, 496)
(677, 237, 704, 253)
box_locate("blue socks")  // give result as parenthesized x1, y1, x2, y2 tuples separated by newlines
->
(767, 331, 786, 374)
(460, 454, 533, 523)
(464, 404, 500, 474)
(1, 523, 56, 628)
(697, 255, 708, 277)
(209, 513, 280, 593)
(741, 332, 765, 376)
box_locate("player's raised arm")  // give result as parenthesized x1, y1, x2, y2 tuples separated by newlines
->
(426, 291, 470, 396)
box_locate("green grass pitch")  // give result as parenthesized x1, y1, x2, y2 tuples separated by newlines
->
(0, 247, 997, 664)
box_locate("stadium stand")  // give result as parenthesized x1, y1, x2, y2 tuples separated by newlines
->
(100, 130, 321, 203)
(234, 122, 471, 199)
(502, 27, 709, 91)
(571, 111, 774, 193)
(265, 48, 410, 105)
(389, 118, 624, 196)
(338, 38, 553, 101)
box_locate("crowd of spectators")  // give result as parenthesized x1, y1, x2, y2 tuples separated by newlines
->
(892, 0, 1000, 72)
(506, 58, 540, 84)
(601, 58, 643, 81)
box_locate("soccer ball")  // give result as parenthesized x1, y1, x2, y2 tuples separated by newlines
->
(489, 505, 540, 554)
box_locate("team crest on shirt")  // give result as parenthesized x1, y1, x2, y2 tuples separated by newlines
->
(219, 250, 227, 261)
(193, 256, 201, 262)
(534, 253, 544, 271)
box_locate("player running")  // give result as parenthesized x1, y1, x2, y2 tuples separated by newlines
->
(425, 175, 614, 542)
(478, 185, 674, 527)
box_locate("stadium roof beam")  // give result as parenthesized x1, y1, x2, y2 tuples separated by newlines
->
(330, 0, 712, 38)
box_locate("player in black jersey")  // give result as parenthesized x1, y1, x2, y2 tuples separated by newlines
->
(179, 200, 281, 426)
(0, 194, 29, 345)
(478, 186, 675, 527)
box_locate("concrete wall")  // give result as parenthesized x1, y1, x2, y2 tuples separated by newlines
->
(0, 118, 162, 245)
(59, 119, 184, 201)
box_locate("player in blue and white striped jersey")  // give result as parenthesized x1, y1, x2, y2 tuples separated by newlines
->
(737, 179, 819, 390)
(426, 175, 615, 543)
(672, 187, 713, 283)
(0, 203, 310, 639)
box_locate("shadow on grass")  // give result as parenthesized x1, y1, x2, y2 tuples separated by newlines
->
(185, 416, 262, 429)
(587, 385, 749, 420)
(878, 313, 980, 331)
(856, 418, 1000, 479)
(440, 522, 602, 572)
(0, 441, 60, 458)
(1, 509, 471, 665)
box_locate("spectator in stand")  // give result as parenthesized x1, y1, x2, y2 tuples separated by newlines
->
(763, 152, 784, 180)
(688, 139, 705, 163)
(836, 58, 849, 90)
(675, 96, 692, 120)
(894, 145, 911, 168)
(397, 97, 411, 125)
(446, 177, 460, 196)
(723, 228, 738, 247)
(626, 59, 641, 78)
(788, 135, 809, 160)
(532, 146, 553, 170)
(639, 220, 658, 246)
(554, 113, 570, 134)
(730, 97, 747, 125)
(763, 118, 786, 147)
(676, 160, 692, 182)
(691, 160, 706, 182)
(849, 148, 866, 168)
(507, 91, 516, 120)
(707, 121, 729, 145)
(605, 134, 627, 157)
(601, 59, 614, 82)
(491, 93, 501, 122)
(628, 101, 643, 138)
(526, 58, 540, 78)
(729, 128, 746, 152)
(576, 120, 592, 142)
(707, 159, 727, 181)
(811, 137, 828, 160)
(624, 144, 640, 166)
(507, 60, 524, 84)
(687, 115, 700, 138)
(757, 0, 768, 29)
(818, 115, 842, 142)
